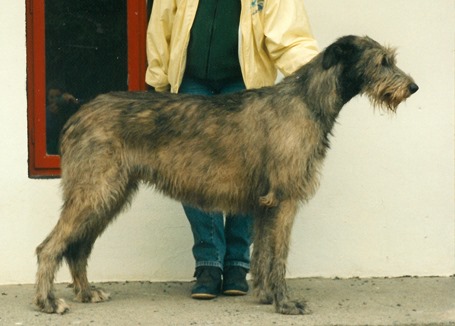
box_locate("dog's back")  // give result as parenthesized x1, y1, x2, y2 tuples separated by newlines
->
(60, 88, 326, 213)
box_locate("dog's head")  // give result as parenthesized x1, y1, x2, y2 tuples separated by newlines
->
(322, 35, 418, 111)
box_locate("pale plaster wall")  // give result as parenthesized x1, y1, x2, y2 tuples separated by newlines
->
(0, 0, 453, 285)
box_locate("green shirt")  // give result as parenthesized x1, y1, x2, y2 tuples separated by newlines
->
(185, 0, 242, 82)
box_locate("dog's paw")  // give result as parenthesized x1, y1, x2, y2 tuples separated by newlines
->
(90, 289, 110, 303)
(35, 296, 70, 314)
(75, 288, 111, 303)
(259, 192, 278, 207)
(276, 299, 310, 315)
(55, 298, 70, 314)
(256, 290, 274, 304)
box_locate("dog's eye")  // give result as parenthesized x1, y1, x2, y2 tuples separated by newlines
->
(381, 56, 389, 67)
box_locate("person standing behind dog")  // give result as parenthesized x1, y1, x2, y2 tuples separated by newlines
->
(145, 0, 319, 300)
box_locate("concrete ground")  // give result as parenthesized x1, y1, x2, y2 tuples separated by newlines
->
(0, 277, 454, 326)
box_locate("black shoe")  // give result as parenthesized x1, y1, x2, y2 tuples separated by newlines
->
(191, 267, 222, 300)
(222, 266, 249, 296)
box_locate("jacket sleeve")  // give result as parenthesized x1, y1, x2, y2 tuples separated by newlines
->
(145, 0, 176, 92)
(262, 0, 319, 76)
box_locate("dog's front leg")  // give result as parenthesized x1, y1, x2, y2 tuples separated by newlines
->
(266, 200, 309, 315)
(251, 208, 275, 304)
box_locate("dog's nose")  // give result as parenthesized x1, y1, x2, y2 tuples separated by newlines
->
(409, 83, 419, 94)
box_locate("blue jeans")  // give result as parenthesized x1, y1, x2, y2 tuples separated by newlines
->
(180, 76, 253, 271)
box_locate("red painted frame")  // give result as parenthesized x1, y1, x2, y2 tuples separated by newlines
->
(26, 0, 148, 177)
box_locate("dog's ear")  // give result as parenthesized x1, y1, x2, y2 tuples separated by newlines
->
(322, 35, 359, 70)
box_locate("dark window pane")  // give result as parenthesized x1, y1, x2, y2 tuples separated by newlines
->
(45, 1, 127, 154)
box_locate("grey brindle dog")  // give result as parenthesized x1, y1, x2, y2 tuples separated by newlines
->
(35, 36, 418, 315)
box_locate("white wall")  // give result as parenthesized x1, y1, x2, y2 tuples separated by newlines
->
(0, 0, 453, 285)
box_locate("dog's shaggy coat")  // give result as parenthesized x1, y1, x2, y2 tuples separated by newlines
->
(34, 35, 418, 315)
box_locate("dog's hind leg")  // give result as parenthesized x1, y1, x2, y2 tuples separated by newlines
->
(262, 200, 308, 315)
(34, 218, 73, 314)
(35, 165, 138, 314)
(65, 235, 109, 304)
(67, 178, 138, 304)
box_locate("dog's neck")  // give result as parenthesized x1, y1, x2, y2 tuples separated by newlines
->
(281, 58, 354, 135)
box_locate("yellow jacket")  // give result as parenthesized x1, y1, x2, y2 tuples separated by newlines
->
(145, 0, 319, 93)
